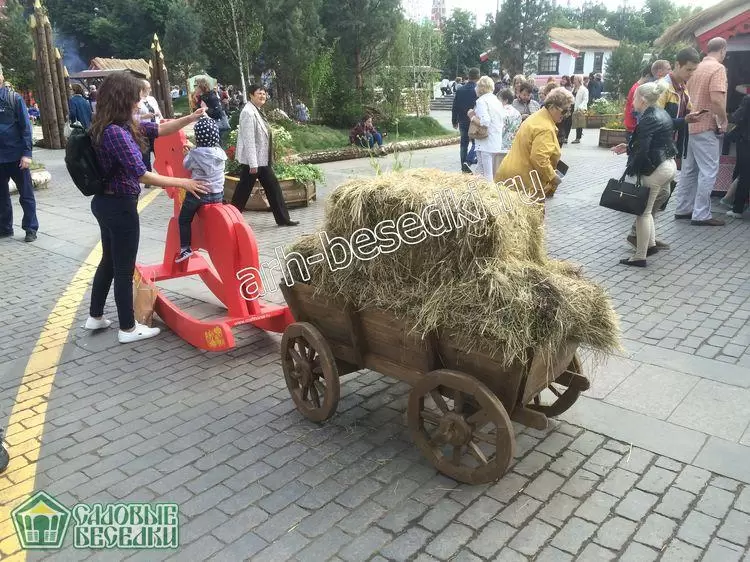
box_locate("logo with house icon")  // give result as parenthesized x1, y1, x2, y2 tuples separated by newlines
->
(11, 491, 71, 549)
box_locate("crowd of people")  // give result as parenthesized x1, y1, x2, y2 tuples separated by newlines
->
(446, 35, 744, 269)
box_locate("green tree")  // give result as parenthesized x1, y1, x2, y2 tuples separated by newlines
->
(604, 42, 649, 99)
(46, 0, 178, 61)
(261, 0, 324, 110)
(195, 0, 264, 99)
(321, 0, 402, 90)
(492, 0, 553, 76)
(303, 42, 336, 119)
(442, 9, 486, 78)
(0, 0, 34, 91)
(163, 2, 206, 86)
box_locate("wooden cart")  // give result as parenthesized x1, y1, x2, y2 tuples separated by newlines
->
(279, 282, 590, 485)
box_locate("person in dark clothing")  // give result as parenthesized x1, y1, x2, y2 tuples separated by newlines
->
(588, 73, 604, 102)
(68, 83, 93, 130)
(612, 81, 676, 267)
(196, 78, 230, 141)
(0, 66, 38, 242)
(726, 94, 750, 218)
(452, 67, 480, 173)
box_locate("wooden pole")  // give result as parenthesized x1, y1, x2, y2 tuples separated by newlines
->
(159, 51, 174, 119)
(43, 15, 66, 145)
(55, 49, 69, 123)
(30, 39, 53, 148)
(31, 6, 60, 148)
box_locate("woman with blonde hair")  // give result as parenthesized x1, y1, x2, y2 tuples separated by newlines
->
(612, 81, 676, 267)
(569, 75, 588, 144)
(496, 87, 574, 200)
(468, 76, 505, 181)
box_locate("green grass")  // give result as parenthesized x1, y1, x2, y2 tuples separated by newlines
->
(281, 122, 350, 153)
(279, 116, 454, 153)
(382, 116, 454, 140)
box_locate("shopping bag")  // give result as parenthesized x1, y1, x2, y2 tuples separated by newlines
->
(468, 120, 488, 140)
(599, 172, 650, 215)
(133, 273, 158, 327)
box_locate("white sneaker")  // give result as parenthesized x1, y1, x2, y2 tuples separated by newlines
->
(118, 322, 161, 344)
(84, 317, 112, 330)
(727, 211, 743, 218)
(719, 197, 733, 207)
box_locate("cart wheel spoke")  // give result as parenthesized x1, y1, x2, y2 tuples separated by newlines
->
(430, 390, 450, 414)
(452, 445, 462, 465)
(309, 384, 321, 408)
(468, 442, 489, 466)
(289, 347, 305, 367)
(526, 354, 585, 419)
(420, 410, 442, 426)
(473, 431, 495, 445)
(467, 408, 491, 429)
(453, 391, 465, 415)
(306, 345, 316, 362)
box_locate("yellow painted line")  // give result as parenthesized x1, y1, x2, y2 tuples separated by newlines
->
(0, 189, 162, 558)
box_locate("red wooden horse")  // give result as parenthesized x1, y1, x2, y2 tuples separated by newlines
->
(134, 129, 293, 351)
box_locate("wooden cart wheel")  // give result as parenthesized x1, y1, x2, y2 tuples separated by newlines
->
(408, 369, 515, 484)
(528, 354, 584, 418)
(281, 322, 340, 422)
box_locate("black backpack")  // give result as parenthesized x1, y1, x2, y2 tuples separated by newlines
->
(65, 123, 106, 196)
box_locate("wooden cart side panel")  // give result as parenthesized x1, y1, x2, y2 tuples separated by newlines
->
(437, 337, 525, 415)
(358, 309, 434, 373)
(521, 341, 578, 404)
(281, 283, 352, 347)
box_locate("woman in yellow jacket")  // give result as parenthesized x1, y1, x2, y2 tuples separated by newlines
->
(495, 88, 575, 200)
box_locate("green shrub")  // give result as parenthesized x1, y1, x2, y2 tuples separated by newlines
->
(588, 98, 623, 115)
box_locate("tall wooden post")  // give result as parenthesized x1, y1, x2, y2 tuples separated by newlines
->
(55, 49, 69, 123)
(150, 34, 174, 119)
(30, 37, 53, 148)
(29, 1, 68, 149)
(30, 5, 60, 148)
(42, 15, 66, 144)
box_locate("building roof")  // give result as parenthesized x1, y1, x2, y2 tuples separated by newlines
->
(655, 0, 748, 47)
(548, 28, 620, 50)
(89, 57, 150, 77)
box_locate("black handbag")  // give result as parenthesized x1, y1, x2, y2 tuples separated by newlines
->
(599, 172, 650, 215)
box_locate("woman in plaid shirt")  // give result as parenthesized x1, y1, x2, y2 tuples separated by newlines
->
(83, 72, 209, 344)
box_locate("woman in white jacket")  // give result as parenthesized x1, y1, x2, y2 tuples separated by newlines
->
(230, 85, 298, 226)
(570, 75, 589, 144)
(468, 76, 505, 182)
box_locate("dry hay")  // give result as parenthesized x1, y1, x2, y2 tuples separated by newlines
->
(287, 168, 621, 367)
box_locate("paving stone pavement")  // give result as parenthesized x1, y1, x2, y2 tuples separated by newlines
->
(1, 114, 750, 561)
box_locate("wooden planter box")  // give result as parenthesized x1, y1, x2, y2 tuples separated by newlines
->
(598, 127, 628, 148)
(224, 175, 316, 211)
(586, 113, 622, 129)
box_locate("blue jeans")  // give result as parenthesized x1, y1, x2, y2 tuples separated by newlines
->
(0, 160, 38, 235)
(179, 191, 224, 249)
(90, 194, 140, 330)
(358, 132, 383, 148)
(459, 122, 471, 168)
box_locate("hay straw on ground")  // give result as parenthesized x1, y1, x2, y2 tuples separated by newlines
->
(287, 169, 621, 368)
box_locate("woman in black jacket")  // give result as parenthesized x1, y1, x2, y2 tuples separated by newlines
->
(195, 78, 229, 140)
(727, 94, 750, 219)
(612, 81, 677, 267)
